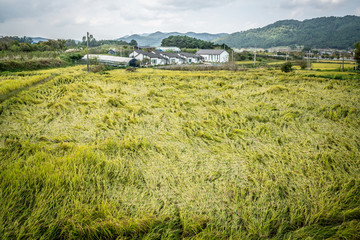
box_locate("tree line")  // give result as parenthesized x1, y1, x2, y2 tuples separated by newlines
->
(0, 36, 135, 52)
(0, 37, 66, 52)
(161, 35, 231, 50)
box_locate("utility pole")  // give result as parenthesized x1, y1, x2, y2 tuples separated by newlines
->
(307, 50, 311, 70)
(342, 52, 345, 72)
(86, 32, 89, 73)
(253, 47, 257, 67)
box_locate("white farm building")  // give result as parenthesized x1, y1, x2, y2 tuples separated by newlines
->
(128, 49, 230, 65)
(129, 50, 167, 66)
(130, 50, 203, 65)
(178, 52, 202, 64)
(82, 54, 132, 66)
(196, 49, 229, 63)
(156, 47, 181, 52)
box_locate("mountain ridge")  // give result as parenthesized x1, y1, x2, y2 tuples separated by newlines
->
(212, 15, 360, 49)
(115, 32, 228, 47)
(5, 16, 359, 49)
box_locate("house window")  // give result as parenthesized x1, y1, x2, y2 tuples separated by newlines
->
(171, 59, 175, 63)
(152, 59, 157, 65)
(188, 59, 192, 63)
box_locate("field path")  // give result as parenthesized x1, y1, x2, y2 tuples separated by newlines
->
(0, 74, 58, 103)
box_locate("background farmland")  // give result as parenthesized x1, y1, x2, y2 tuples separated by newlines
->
(0, 66, 360, 239)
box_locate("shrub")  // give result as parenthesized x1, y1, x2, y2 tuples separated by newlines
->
(128, 59, 140, 67)
(59, 53, 84, 64)
(126, 67, 137, 72)
(281, 62, 293, 72)
(89, 64, 107, 73)
(297, 60, 307, 70)
(0, 59, 66, 71)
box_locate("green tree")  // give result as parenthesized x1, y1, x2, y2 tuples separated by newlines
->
(129, 39, 138, 46)
(354, 41, 360, 68)
(0, 41, 9, 51)
(161, 35, 231, 50)
(9, 44, 20, 52)
(297, 60, 307, 70)
(65, 39, 78, 47)
(20, 43, 33, 52)
(81, 35, 97, 47)
(281, 62, 293, 72)
(302, 46, 311, 52)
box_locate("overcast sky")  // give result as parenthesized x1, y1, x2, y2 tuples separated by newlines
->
(0, 0, 359, 40)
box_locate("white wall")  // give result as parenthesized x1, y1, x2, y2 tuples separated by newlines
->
(129, 51, 144, 61)
(200, 52, 229, 63)
(180, 55, 201, 64)
(150, 58, 166, 65)
(220, 51, 229, 63)
(166, 57, 184, 64)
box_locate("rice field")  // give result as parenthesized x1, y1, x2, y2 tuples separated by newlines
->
(0, 68, 58, 96)
(0, 66, 360, 239)
(311, 61, 356, 71)
(236, 59, 357, 71)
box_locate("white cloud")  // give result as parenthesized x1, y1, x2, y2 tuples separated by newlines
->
(288, 8, 303, 17)
(355, 7, 360, 16)
(282, 0, 346, 9)
(139, 0, 235, 11)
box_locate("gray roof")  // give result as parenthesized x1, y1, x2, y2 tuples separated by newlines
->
(161, 52, 185, 59)
(196, 49, 227, 55)
(179, 52, 202, 58)
(134, 50, 165, 59)
(151, 50, 163, 55)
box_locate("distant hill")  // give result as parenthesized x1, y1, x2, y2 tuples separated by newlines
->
(116, 32, 228, 47)
(213, 15, 360, 49)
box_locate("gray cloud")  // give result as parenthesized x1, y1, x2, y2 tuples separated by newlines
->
(0, 0, 357, 39)
(0, 0, 74, 23)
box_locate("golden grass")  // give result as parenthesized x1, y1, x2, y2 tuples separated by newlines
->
(0, 68, 59, 95)
(0, 66, 360, 239)
(311, 62, 356, 70)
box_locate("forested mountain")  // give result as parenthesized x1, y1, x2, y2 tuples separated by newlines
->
(213, 15, 360, 49)
(116, 32, 228, 47)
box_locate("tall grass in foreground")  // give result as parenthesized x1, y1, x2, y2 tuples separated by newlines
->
(0, 66, 360, 239)
(0, 69, 59, 96)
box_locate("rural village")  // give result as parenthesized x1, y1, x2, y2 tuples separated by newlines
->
(82, 46, 230, 67)
(80, 43, 355, 68)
